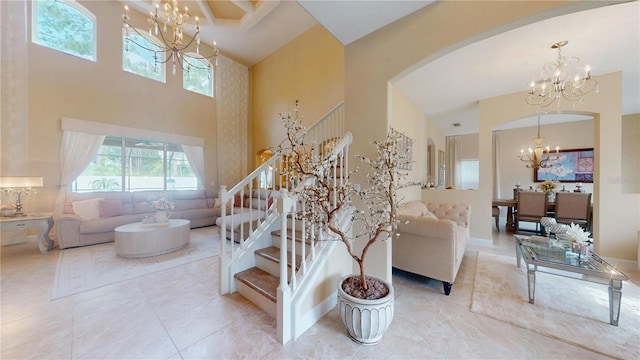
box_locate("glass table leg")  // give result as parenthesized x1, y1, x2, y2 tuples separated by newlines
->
(527, 264, 536, 304)
(609, 278, 623, 326)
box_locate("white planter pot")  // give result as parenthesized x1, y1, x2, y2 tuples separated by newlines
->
(337, 275, 394, 345)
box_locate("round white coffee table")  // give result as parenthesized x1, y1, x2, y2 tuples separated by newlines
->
(114, 219, 190, 258)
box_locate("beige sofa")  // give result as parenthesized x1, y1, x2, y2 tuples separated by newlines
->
(56, 189, 221, 249)
(393, 200, 471, 295)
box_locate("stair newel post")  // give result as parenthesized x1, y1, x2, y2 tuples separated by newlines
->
(277, 189, 294, 343)
(219, 185, 230, 295)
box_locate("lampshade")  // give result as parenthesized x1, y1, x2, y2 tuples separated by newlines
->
(0, 176, 44, 188)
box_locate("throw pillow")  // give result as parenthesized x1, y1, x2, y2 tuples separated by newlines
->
(99, 199, 125, 218)
(234, 193, 243, 207)
(72, 198, 104, 220)
(423, 208, 438, 219)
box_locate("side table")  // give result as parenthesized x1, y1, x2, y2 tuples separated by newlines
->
(0, 213, 54, 254)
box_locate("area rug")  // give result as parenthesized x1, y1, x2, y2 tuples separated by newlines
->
(471, 251, 640, 360)
(51, 227, 220, 300)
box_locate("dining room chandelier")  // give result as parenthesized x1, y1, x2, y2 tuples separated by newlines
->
(122, 0, 219, 76)
(525, 41, 598, 108)
(518, 114, 560, 169)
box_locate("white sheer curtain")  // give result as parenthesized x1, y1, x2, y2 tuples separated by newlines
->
(445, 135, 462, 188)
(215, 54, 249, 188)
(54, 131, 105, 215)
(492, 131, 502, 198)
(182, 145, 205, 189)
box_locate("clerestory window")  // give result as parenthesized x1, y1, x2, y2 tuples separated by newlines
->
(32, 0, 96, 61)
(183, 53, 214, 97)
(122, 30, 166, 83)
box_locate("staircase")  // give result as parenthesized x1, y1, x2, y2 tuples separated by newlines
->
(218, 102, 353, 344)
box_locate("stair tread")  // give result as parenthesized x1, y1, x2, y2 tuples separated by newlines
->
(270, 229, 308, 242)
(255, 246, 303, 270)
(234, 267, 278, 303)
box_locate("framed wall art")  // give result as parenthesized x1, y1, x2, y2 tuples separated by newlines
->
(534, 148, 594, 183)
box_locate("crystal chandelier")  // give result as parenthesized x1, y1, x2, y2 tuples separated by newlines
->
(525, 41, 598, 108)
(518, 115, 560, 169)
(122, 0, 219, 76)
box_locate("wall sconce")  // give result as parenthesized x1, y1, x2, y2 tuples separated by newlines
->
(0, 176, 44, 216)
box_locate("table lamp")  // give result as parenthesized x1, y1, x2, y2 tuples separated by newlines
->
(0, 176, 43, 216)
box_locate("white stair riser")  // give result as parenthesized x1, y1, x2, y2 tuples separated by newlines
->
(271, 235, 311, 254)
(256, 255, 294, 278)
(236, 281, 277, 317)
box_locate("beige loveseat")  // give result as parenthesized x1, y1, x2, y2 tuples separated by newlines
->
(56, 189, 221, 249)
(393, 200, 471, 295)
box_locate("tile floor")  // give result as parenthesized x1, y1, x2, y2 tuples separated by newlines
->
(1, 226, 637, 359)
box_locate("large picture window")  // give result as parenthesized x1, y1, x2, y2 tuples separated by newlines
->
(32, 0, 96, 61)
(72, 136, 197, 192)
(123, 31, 165, 83)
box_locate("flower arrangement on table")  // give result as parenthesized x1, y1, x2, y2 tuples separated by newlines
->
(538, 180, 557, 193)
(563, 223, 591, 244)
(151, 197, 175, 211)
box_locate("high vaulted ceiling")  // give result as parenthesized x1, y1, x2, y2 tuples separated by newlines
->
(120, 0, 318, 66)
(121, 1, 639, 136)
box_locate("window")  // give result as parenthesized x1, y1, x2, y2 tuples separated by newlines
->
(122, 31, 165, 83)
(460, 159, 479, 190)
(72, 137, 197, 192)
(32, 0, 96, 61)
(183, 54, 214, 97)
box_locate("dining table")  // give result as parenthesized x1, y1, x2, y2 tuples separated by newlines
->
(492, 198, 555, 233)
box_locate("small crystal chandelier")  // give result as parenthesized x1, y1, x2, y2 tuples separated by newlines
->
(122, 0, 219, 77)
(518, 114, 560, 169)
(525, 41, 598, 108)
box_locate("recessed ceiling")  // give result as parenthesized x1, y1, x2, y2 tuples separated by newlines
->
(120, 0, 318, 66)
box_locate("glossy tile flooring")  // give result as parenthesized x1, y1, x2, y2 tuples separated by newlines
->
(1, 227, 637, 359)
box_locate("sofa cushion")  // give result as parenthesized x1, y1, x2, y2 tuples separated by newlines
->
(72, 198, 104, 220)
(175, 198, 207, 211)
(79, 215, 139, 234)
(99, 199, 125, 218)
(398, 201, 436, 219)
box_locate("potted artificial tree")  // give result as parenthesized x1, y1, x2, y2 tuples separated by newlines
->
(277, 103, 418, 345)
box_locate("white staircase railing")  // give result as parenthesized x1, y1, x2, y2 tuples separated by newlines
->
(219, 102, 345, 294)
(277, 132, 352, 344)
(218, 102, 350, 344)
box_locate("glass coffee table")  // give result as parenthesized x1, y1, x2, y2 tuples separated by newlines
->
(513, 234, 629, 326)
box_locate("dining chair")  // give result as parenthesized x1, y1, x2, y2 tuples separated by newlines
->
(492, 206, 500, 231)
(515, 191, 548, 234)
(554, 192, 592, 229)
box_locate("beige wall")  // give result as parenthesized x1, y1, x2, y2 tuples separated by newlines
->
(10, 1, 220, 213)
(622, 114, 640, 194)
(389, 84, 426, 201)
(496, 120, 595, 199)
(479, 72, 639, 261)
(343, 0, 636, 280)
(250, 24, 344, 164)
